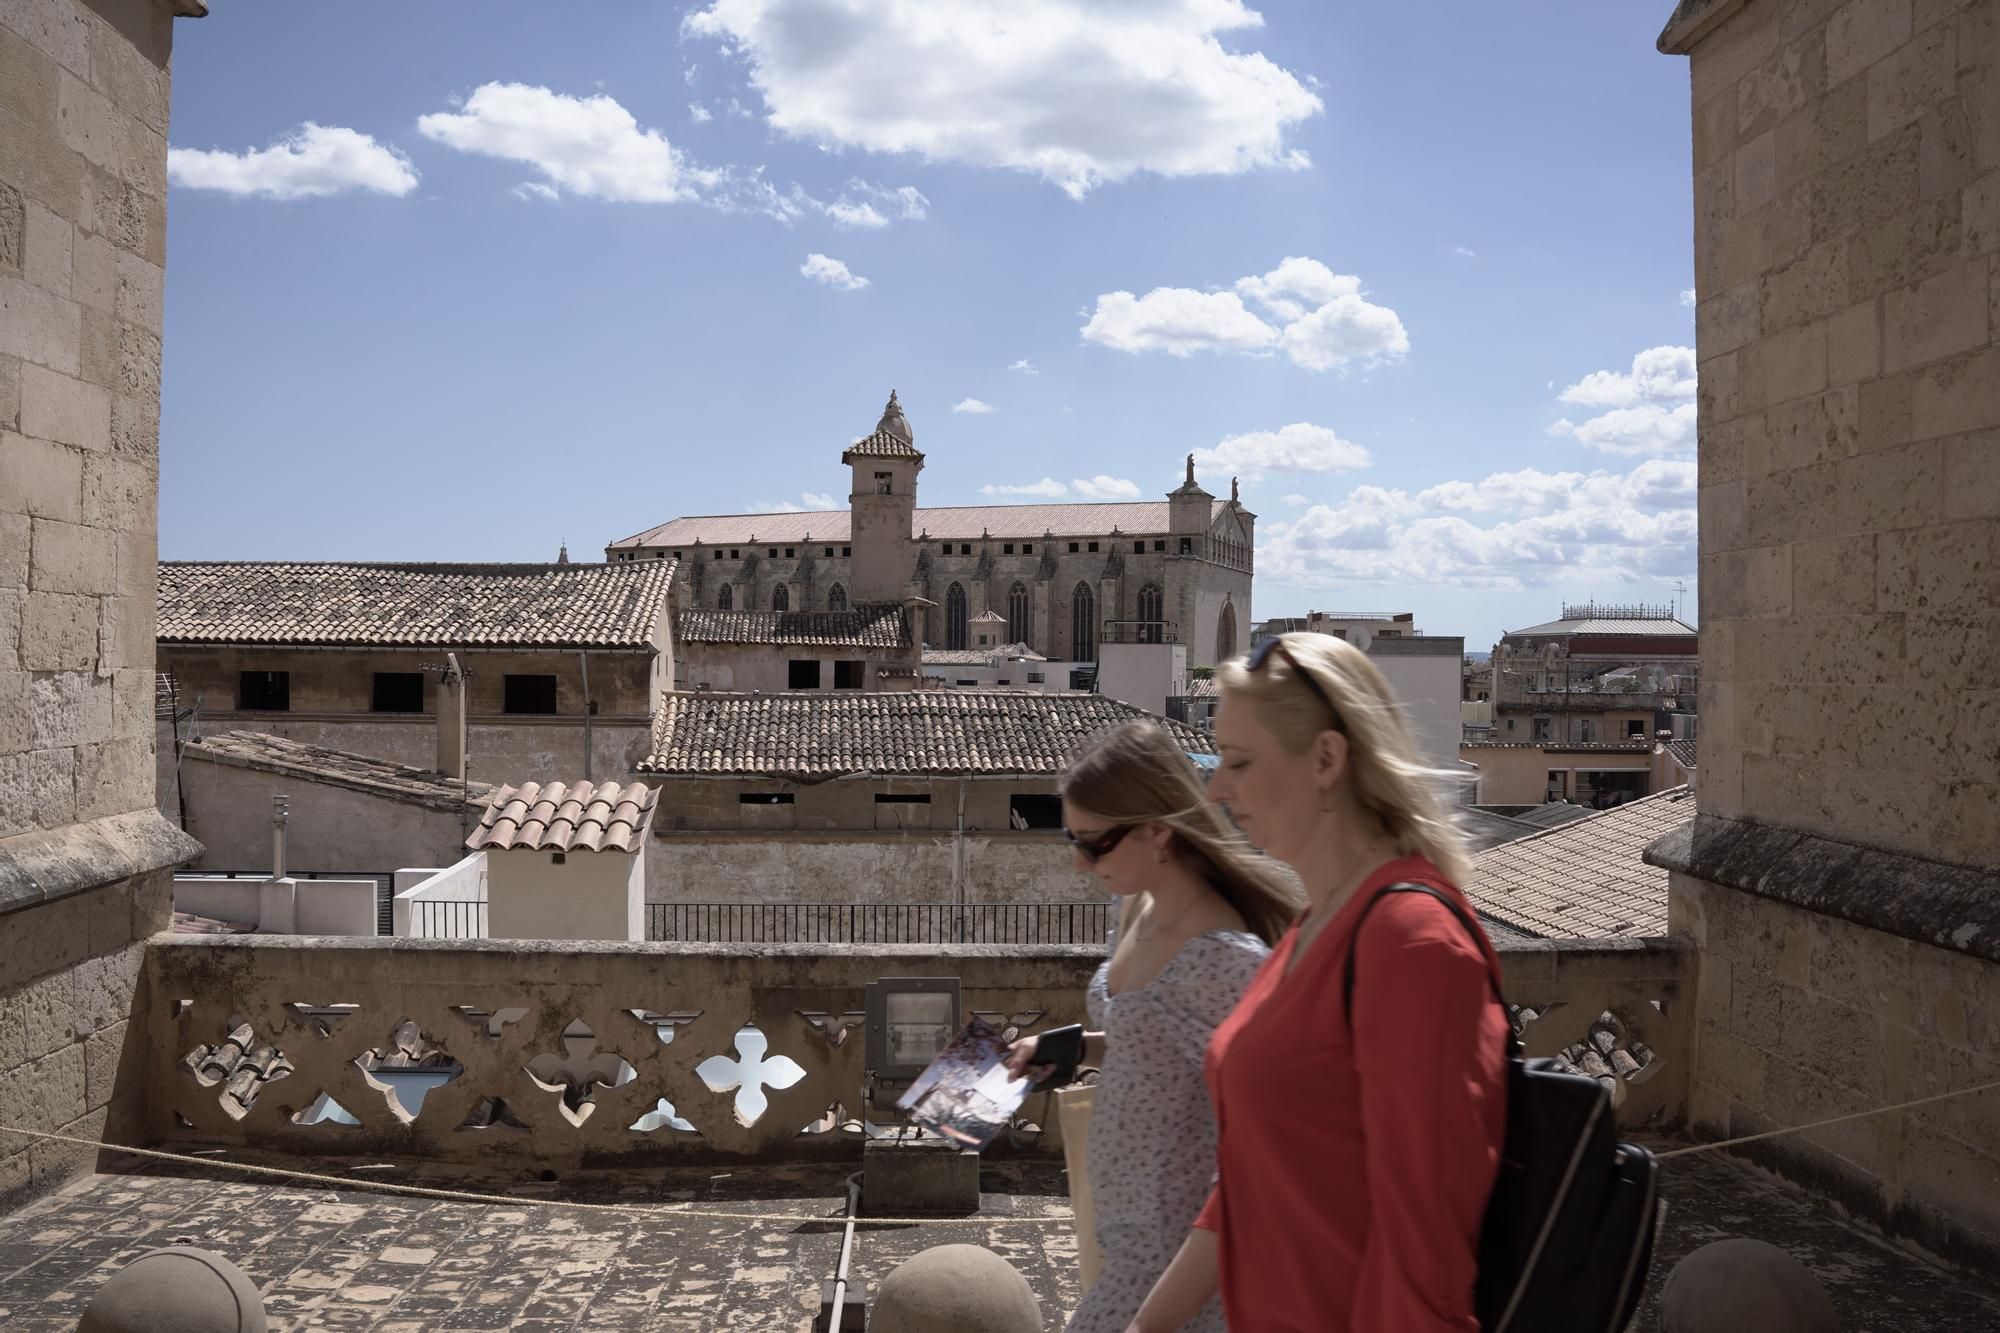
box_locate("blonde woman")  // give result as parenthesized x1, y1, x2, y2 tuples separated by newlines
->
(1125, 634, 1509, 1333)
(1005, 719, 1300, 1333)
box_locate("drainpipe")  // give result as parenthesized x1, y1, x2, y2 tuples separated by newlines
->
(954, 781, 967, 943)
(578, 650, 594, 782)
(271, 794, 289, 881)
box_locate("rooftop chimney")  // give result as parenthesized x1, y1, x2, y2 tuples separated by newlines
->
(271, 794, 288, 880)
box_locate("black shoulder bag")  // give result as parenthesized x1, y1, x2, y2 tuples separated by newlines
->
(1343, 882, 1662, 1333)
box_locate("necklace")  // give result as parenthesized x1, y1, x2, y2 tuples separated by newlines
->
(1134, 889, 1212, 942)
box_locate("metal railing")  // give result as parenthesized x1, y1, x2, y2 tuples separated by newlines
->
(645, 901, 1111, 945)
(405, 899, 488, 939)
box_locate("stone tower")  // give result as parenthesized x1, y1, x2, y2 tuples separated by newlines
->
(844, 392, 925, 603)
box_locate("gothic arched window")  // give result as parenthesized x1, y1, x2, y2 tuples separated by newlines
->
(1137, 584, 1164, 644)
(1216, 599, 1237, 661)
(772, 584, 789, 611)
(827, 583, 848, 612)
(945, 583, 968, 651)
(717, 584, 733, 610)
(1007, 581, 1030, 648)
(1071, 582, 1095, 662)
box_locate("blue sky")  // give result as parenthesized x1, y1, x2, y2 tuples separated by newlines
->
(158, 0, 1697, 648)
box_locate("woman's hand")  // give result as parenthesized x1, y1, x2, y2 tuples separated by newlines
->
(1003, 1034, 1054, 1086)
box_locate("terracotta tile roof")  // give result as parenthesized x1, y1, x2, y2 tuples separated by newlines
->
(640, 691, 1214, 778)
(1508, 803, 1601, 831)
(679, 603, 909, 648)
(1180, 677, 1220, 700)
(467, 780, 661, 854)
(158, 560, 676, 649)
(1666, 739, 1697, 770)
(609, 499, 1223, 549)
(841, 430, 924, 461)
(184, 731, 494, 813)
(921, 642, 1047, 666)
(1466, 786, 1696, 940)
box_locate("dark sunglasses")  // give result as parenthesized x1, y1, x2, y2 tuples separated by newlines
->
(1063, 824, 1134, 863)
(1247, 636, 1346, 733)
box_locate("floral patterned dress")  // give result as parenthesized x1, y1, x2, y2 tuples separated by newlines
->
(1068, 926, 1270, 1333)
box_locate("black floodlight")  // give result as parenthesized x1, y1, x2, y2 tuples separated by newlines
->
(863, 977, 960, 1083)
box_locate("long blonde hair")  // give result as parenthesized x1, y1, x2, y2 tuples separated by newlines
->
(1217, 634, 1473, 886)
(1061, 720, 1303, 946)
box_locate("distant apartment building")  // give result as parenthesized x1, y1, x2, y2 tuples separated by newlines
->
(1249, 611, 1463, 771)
(1489, 603, 1698, 745)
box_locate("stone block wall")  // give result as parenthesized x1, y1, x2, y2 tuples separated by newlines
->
(1663, 0, 2000, 1262)
(1672, 865, 2000, 1261)
(1680, 0, 1997, 863)
(1, 0, 204, 1213)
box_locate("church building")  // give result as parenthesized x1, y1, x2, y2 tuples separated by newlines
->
(605, 393, 1257, 669)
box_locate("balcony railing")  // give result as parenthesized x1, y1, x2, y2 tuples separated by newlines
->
(146, 933, 1689, 1172)
(1099, 618, 1176, 645)
(646, 901, 1111, 946)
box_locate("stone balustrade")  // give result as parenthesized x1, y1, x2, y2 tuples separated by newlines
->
(141, 933, 1692, 1171)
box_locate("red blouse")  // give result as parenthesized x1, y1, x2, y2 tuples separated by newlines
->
(1195, 856, 1507, 1332)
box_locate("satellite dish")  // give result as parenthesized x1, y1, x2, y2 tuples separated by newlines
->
(1345, 625, 1373, 652)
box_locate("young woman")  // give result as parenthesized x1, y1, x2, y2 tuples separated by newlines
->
(1125, 634, 1509, 1333)
(1006, 719, 1301, 1333)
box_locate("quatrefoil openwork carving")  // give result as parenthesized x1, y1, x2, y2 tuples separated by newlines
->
(524, 1019, 637, 1127)
(695, 1027, 805, 1127)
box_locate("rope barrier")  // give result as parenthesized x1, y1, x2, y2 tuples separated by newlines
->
(1654, 1077, 2000, 1160)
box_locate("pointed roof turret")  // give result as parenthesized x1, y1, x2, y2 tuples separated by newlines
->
(557, 542, 571, 565)
(843, 389, 925, 463)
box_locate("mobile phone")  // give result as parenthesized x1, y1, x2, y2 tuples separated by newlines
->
(1029, 1024, 1085, 1092)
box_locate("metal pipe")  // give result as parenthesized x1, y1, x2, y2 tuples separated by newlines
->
(271, 795, 289, 880)
(827, 1171, 862, 1331)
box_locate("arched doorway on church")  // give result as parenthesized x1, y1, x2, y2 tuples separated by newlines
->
(1007, 581, 1030, 648)
(1071, 582, 1095, 661)
(945, 583, 968, 650)
(1217, 599, 1237, 661)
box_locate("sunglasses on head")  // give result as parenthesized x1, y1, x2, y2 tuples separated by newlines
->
(1246, 636, 1345, 734)
(1063, 823, 1134, 863)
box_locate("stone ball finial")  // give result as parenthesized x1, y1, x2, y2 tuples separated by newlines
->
(1660, 1238, 1838, 1333)
(78, 1246, 267, 1333)
(872, 1244, 1042, 1333)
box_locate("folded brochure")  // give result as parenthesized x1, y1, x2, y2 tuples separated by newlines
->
(895, 1017, 1031, 1148)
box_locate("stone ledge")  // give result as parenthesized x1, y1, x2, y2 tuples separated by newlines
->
(1657, 0, 1751, 55)
(1645, 814, 2000, 964)
(0, 811, 202, 918)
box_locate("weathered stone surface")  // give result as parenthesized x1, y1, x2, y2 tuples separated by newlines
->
(0, 968, 75, 1069)
(1885, 255, 1991, 371)
(21, 196, 68, 297)
(28, 513, 113, 595)
(1828, 0, 1914, 88)
(0, 1041, 85, 1134)
(19, 359, 105, 450)
(19, 589, 93, 670)
(874, 1245, 1041, 1333)
(0, 271, 79, 374)
(0, 429, 81, 522)
(0, 811, 198, 921)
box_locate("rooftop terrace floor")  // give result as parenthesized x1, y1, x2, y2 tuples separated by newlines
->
(0, 1142, 1995, 1330)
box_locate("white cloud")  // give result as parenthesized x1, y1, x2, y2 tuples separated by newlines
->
(750, 490, 845, 512)
(823, 180, 929, 229)
(1072, 475, 1142, 499)
(1557, 345, 1696, 408)
(1256, 459, 1696, 591)
(1008, 359, 1038, 375)
(419, 83, 706, 203)
(167, 123, 419, 200)
(952, 397, 997, 414)
(1454, 245, 1477, 259)
(982, 478, 1069, 498)
(683, 0, 1321, 199)
(1081, 288, 1276, 358)
(1680, 287, 1696, 307)
(418, 81, 919, 224)
(1280, 493, 1309, 506)
(801, 252, 869, 290)
(1192, 422, 1370, 484)
(1083, 257, 1408, 372)
(1551, 345, 1698, 457)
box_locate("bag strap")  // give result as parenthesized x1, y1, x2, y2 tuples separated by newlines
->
(1340, 882, 1511, 1043)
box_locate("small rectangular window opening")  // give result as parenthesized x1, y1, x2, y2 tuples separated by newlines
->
(789, 660, 823, 689)
(238, 671, 290, 712)
(503, 674, 559, 715)
(738, 793, 796, 805)
(371, 672, 424, 714)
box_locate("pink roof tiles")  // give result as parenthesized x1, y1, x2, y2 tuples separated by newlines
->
(467, 780, 661, 854)
(1466, 786, 1696, 939)
(678, 603, 909, 648)
(641, 690, 1213, 778)
(159, 561, 676, 649)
